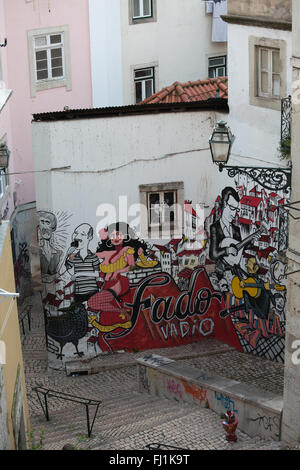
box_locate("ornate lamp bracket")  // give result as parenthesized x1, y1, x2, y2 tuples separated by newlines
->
(218, 164, 292, 192)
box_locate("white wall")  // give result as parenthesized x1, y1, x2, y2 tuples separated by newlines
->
(89, 0, 123, 107)
(90, 0, 227, 107)
(121, 0, 227, 104)
(32, 109, 232, 239)
(227, 23, 292, 167)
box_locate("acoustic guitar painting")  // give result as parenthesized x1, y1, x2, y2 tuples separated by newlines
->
(231, 276, 286, 300)
(220, 221, 269, 266)
(219, 279, 285, 318)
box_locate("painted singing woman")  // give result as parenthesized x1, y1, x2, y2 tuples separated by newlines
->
(87, 222, 158, 347)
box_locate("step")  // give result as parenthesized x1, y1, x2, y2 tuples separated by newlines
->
(136, 353, 283, 441)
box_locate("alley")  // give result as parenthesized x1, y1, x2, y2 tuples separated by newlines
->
(22, 293, 290, 451)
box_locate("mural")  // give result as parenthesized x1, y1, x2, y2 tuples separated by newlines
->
(38, 173, 289, 365)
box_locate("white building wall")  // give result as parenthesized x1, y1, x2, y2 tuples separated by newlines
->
(89, 0, 123, 107)
(121, 0, 227, 104)
(32, 109, 232, 238)
(227, 23, 292, 167)
(90, 0, 227, 107)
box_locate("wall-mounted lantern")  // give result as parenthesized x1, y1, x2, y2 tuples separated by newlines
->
(209, 120, 235, 166)
(209, 120, 291, 191)
(0, 144, 10, 169)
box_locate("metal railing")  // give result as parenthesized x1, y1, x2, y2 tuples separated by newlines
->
(32, 385, 102, 438)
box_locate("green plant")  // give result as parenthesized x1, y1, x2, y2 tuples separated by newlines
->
(279, 137, 291, 160)
(27, 428, 45, 450)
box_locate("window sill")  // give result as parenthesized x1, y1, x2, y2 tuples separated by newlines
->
(33, 78, 71, 96)
(130, 16, 156, 25)
(250, 95, 281, 111)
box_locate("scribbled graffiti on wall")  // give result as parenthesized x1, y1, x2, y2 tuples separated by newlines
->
(38, 173, 289, 364)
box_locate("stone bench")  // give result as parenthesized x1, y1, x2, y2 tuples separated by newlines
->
(136, 354, 283, 441)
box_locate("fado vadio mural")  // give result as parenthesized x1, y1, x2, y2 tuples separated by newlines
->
(37, 175, 289, 365)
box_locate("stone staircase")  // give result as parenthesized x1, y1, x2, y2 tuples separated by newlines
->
(22, 293, 293, 451)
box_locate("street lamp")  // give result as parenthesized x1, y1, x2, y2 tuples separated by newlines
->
(209, 120, 291, 191)
(0, 143, 10, 169)
(209, 120, 235, 167)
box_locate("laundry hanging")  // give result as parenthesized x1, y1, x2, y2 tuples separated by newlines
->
(212, 0, 228, 43)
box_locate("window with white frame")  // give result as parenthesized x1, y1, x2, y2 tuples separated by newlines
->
(132, 0, 152, 19)
(139, 182, 184, 239)
(257, 47, 280, 99)
(28, 26, 71, 97)
(148, 190, 176, 230)
(134, 67, 154, 103)
(208, 56, 227, 78)
(34, 33, 65, 82)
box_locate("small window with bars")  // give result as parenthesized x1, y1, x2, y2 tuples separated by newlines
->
(257, 47, 280, 99)
(132, 0, 152, 19)
(134, 67, 154, 103)
(34, 33, 64, 82)
(208, 56, 227, 78)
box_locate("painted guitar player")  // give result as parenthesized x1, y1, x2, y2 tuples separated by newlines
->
(87, 222, 158, 350)
(209, 186, 261, 277)
(209, 186, 285, 321)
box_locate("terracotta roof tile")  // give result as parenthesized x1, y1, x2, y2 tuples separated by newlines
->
(139, 77, 228, 105)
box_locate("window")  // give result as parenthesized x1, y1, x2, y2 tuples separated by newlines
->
(249, 36, 286, 111)
(129, 0, 157, 24)
(28, 26, 71, 97)
(0, 170, 8, 199)
(134, 67, 155, 103)
(139, 182, 184, 239)
(257, 47, 280, 98)
(148, 190, 176, 229)
(208, 56, 227, 78)
(34, 33, 65, 82)
(132, 0, 152, 19)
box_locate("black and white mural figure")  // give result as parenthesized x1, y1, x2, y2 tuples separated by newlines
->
(37, 211, 63, 281)
(64, 223, 100, 303)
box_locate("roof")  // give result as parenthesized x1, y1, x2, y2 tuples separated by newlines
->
(139, 77, 228, 105)
(153, 244, 171, 254)
(177, 249, 203, 258)
(238, 217, 251, 225)
(240, 196, 263, 208)
(178, 268, 193, 279)
(32, 98, 229, 122)
(184, 201, 201, 218)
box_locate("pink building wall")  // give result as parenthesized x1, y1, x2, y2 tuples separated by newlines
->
(0, 0, 14, 219)
(3, 0, 93, 208)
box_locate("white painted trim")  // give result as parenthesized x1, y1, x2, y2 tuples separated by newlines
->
(27, 25, 72, 98)
(130, 60, 159, 104)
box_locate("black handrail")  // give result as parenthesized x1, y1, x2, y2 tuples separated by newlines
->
(32, 385, 102, 438)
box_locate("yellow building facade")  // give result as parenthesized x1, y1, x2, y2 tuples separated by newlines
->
(0, 221, 30, 450)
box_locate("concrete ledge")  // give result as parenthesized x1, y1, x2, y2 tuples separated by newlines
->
(136, 354, 283, 441)
(64, 342, 234, 375)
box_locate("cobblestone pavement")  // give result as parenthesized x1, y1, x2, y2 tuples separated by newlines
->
(22, 293, 296, 451)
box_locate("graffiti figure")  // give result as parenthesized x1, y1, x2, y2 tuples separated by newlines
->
(65, 223, 100, 303)
(209, 187, 266, 275)
(272, 292, 286, 321)
(46, 302, 88, 359)
(221, 257, 285, 320)
(87, 222, 158, 349)
(209, 187, 242, 275)
(38, 211, 62, 280)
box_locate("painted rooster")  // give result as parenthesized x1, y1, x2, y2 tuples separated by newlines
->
(46, 302, 88, 359)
